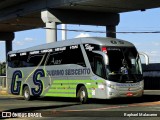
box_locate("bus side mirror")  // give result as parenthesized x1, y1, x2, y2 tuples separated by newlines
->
(139, 52, 149, 65)
(92, 51, 109, 65)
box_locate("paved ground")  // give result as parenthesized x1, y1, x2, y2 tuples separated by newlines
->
(0, 90, 160, 120)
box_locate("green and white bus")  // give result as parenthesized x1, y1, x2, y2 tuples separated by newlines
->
(7, 37, 148, 103)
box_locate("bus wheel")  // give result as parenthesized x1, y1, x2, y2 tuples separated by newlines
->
(23, 86, 31, 101)
(77, 86, 88, 104)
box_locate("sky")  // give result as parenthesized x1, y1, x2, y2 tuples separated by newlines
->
(0, 8, 160, 63)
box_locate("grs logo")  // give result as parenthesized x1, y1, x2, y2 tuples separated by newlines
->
(11, 70, 23, 95)
(11, 69, 45, 96)
(31, 69, 45, 96)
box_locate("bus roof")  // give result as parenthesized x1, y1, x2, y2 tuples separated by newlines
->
(8, 37, 134, 54)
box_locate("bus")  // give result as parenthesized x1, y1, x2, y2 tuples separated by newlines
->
(7, 37, 149, 103)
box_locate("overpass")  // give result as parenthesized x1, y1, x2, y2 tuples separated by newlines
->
(0, 0, 160, 55)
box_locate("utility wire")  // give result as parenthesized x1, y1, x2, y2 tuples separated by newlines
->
(43, 27, 160, 34)
(1, 22, 160, 34)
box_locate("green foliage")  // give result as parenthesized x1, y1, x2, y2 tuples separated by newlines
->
(0, 62, 6, 76)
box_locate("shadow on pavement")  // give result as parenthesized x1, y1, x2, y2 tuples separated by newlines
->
(12, 94, 160, 105)
(0, 103, 80, 119)
(89, 94, 160, 105)
(1, 92, 160, 106)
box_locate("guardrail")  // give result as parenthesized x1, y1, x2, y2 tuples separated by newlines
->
(0, 76, 7, 90)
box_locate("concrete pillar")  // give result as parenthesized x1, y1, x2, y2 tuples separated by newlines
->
(106, 26, 116, 38)
(0, 32, 14, 57)
(5, 41, 12, 55)
(41, 10, 60, 43)
(61, 24, 67, 40)
(46, 22, 57, 43)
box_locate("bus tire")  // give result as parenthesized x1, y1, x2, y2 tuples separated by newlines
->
(23, 86, 32, 101)
(77, 86, 88, 104)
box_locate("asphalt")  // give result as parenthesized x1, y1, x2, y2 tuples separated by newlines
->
(0, 90, 160, 120)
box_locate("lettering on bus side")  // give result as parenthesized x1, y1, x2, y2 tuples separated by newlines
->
(31, 69, 45, 96)
(47, 68, 91, 76)
(11, 70, 23, 95)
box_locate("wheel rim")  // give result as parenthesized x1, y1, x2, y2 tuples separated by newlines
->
(24, 89, 29, 99)
(80, 90, 85, 101)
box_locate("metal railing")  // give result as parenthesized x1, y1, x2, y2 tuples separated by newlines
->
(0, 76, 7, 90)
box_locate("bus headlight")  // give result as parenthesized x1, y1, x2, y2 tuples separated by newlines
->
(140, 81, 144, 88)
(107, 84, 115, 89)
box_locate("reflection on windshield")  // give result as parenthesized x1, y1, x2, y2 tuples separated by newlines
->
(106, 47, 143, 83)
(107, 47, 142, 75)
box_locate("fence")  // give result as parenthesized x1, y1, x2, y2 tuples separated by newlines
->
(142, 64, 160, 90)
(0, 76, 7, 90)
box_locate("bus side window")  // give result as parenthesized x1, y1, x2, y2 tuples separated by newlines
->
(93, 56, 106, 79)
(8, 54, 20, 68)
(85, 50, 106, 79)
(46, 45, 86, 67)
(27, 54, 44, 67)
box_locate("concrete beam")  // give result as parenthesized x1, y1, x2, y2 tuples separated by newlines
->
(0, 3, 119, 26)
(41, 10, 60, 43)
(0, 32, 14, 41)
(0, 0, 159, 22)
(0, 0, 80, 22)
(49, 9, 120, 26)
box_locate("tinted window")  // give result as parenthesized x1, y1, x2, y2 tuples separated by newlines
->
(94, 56, 106, 78)
(46, 45, 85, 67)
(107, 47, 142, 74)
(8, 52, 45, 68)
(8, 45, 85, 68)
(85, 50, 106, 78)
(8, 54, 20, 68)
(27, 54, 45, 67)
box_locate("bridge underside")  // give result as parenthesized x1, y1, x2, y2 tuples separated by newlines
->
(0, 0, 159, 32)
(0, 0, 159, 55)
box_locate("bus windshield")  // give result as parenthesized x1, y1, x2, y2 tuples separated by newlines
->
(106, 47, 142, 83)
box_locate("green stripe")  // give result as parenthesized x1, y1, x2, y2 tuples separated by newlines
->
(88, 94, 92, 98)
(45, 93, 76, 97)
(48, 89, 92, 93)
(50, 85, 97, 89)
(48, 89, 76, 93)
(45, 93, 92, 98)
(45, 79, 105, 98)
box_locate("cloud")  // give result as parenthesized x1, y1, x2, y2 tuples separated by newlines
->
(75, 33, 91, 38)
(152, 42, 160, 46)
(13, 37, 35, 46)
(24, 37, 34, 42)
(13, 40, 24, 46)
(133, 42, 142, 46)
